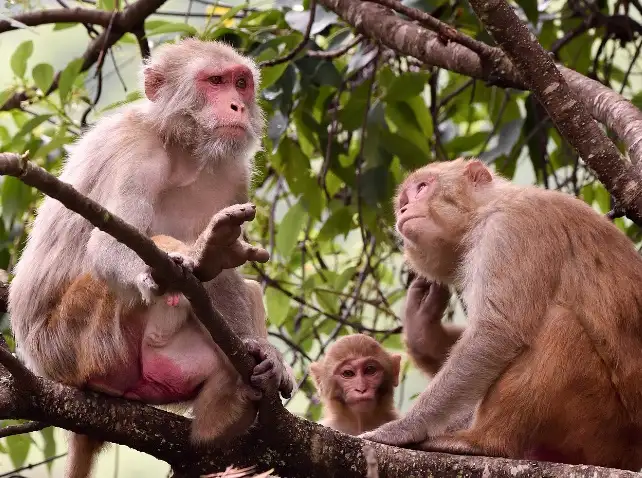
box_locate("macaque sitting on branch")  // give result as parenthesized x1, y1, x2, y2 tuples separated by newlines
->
(310, 334, 401, 435)
(8, 38, 295, 478)
(361, 157, 642, 471)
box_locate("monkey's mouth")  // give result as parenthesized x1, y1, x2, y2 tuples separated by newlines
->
(396, 215, 422, 235)
(215, 124, 248, 137)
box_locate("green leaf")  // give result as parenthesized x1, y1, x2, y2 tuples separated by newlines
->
(260, 63, 289, 90)
(265, 287, 291, 326)
(5, 432, 31, 468)
(98, 0, 115, 10)
(32, 63, 54, 93)
(40, 426, 56, 470)
(58, 58, 84, 104)
(146, 22, 198, 37)
(10, 40, 34, 79)
(520, 0, 539, 24)
(0, 87, 16, 110)
(317, 207, 356, 242)
(53, 22, 78, 31)
(9, 114, 52, 146)
(383, 72, 430, 102)
(276, 201, 306, 259)
(1, 176, 33, 226)
(100, 90, 144, 113)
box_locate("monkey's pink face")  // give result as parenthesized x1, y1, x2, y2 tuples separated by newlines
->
(395, 170, 439, 245)
(195, 64, 256, 140)
(334, 357, 384, 411)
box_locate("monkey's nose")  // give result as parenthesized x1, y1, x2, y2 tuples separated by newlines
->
(400, 206, 407, 214)
(230, 102, 245, 113)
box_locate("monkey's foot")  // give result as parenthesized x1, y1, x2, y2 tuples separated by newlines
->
(359, 417, 428, 447)
(168, 251, 196, 273)
(194, 203, 270, 281)
(243, 338, 295, 399)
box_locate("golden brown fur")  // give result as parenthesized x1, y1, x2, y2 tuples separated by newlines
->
(361, 157, 642, 471)
(310, 335, 401, 435)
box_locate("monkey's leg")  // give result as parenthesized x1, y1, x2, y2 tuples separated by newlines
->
(65, 433, 105, 478)
(190, 358, 259, 445)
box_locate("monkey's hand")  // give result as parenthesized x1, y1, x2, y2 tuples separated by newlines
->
(135, 252, 196, 304)
(359, 416, 428, 447)
(406, 277, 451, 325)
(193, 204, 270, 282)
(243, 338, 296, 399)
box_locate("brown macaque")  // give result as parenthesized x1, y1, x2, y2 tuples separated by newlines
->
(8, 39, 295, 478)
(310, 335, 401, 435)
(361, 157, 642, 471)
(402, 278, 462, 377)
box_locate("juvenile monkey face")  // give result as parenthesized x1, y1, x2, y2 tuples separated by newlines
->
(333, 357, 385, 412)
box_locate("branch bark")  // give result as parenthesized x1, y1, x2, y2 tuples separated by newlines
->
(317, 0, 642, 223)
(0, 360, 637, 478)
(0, 8, 116, 34)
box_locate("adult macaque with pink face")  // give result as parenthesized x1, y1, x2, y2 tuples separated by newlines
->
(9, 39, 294, 478)
(310, 335, 401, 435)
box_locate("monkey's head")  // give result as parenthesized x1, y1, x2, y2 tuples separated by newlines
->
(394, 157, 495, 282)
(310, 335, 401, 413)
(141, 38, 265, 162)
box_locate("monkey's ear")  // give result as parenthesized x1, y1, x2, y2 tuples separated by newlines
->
(309, 362, 323, 391)
(390, 354, 402, 387)
(465, 159, 492, 186)
(143, 66, 164, 102)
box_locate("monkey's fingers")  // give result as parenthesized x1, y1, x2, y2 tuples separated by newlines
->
(359, 418, 427, 447)
(136, 272, 164, 303)
(167, 251, 196, 273)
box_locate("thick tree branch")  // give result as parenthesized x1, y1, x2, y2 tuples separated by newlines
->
(0, 8, 116, 34)
(0, 357, 636, 478)
(0, 0, 168, 111)
(465, 0, 642, 224)
(317, 0, 642, 224)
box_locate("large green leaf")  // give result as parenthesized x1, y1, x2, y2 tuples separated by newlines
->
(58, 57, 84, 104)
(10, 40, 34, 79)
(32, 63, 55, 93)
(276, 201, 307, 259)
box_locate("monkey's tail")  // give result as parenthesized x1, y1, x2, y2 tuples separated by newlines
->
(65, 433, 105, 478)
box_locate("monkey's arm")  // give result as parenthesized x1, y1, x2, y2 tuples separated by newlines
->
(86, 149, 169, 299)
(362, 218, 530, 446)
(403, 279, 465, 377)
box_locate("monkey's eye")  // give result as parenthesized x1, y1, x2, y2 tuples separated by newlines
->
(209, 76, 223, 85)
(341, 370, 355, 378)
(236, 77, 247, 89)
(416, 182, 428, 193)
(364, 365, 377, 375)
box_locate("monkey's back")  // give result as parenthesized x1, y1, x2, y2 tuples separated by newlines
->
(478, 183, 642, 429)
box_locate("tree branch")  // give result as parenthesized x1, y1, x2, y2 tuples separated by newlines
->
(465, 0, 642, 224)
(0, 8, 117, 34)
(317, 0, 642, 224)
(0, 0, 169, 111)
(0, 357, 636, 478)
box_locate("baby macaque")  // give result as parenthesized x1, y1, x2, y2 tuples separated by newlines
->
(361, 157, 642, 471)
(8, 38, 295, 478)
(402, 278, 462, 377)
(310, 335, 401, 435)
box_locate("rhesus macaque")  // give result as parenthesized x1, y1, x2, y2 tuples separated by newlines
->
(310, 335, 401, 435)
(8, 38, 295, 478)
(402, 278, 462, 377)
(361, 157, 642, 471)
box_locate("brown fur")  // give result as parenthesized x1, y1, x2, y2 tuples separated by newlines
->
(360, 157, 642, 471)
(310, 335, 401, 435)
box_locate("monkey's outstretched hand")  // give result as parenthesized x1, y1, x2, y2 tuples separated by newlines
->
(193, 203, 270, 282)
(244, 338, 296, 399)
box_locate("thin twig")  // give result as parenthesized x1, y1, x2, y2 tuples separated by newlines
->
(0, 421, 48, 438)
(258, 0, 317, 67)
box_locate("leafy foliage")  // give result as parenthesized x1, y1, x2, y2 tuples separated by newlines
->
(0, 0, 641, 472)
